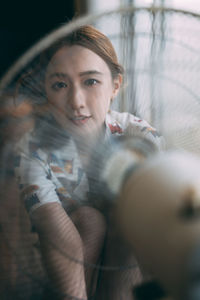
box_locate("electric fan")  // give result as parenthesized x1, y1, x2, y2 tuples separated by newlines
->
(1, 5, 200, 300)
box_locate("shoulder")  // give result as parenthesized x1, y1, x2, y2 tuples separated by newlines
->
(106, 110, 156, 135)
(107, 110, 150, 129)
(106, 110, 165, 150)
(16, 131, 49, 162)
(14, 132, 51, 185)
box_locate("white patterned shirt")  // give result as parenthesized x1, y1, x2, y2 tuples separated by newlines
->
(14, 110, 164, 214)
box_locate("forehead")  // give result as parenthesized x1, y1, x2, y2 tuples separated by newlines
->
(46, 45, 111, 75)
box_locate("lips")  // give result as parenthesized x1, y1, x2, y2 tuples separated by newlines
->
(70, 115, 91, 126)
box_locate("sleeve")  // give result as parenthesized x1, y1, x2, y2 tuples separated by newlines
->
(124, 114, 166, 151)
(15, 152, 61, 215)
(107, 111, 165, 151)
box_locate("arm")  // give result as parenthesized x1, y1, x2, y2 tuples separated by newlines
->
(32, 203, 87, 299)
(16, 153, 87, 299)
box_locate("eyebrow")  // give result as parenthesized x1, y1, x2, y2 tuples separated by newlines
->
(48, 72, 67, 79)
(48, 70, 103, 79)
(79, 70, 103, 76)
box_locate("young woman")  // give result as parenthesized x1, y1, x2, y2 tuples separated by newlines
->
(15, 25, 164, 299)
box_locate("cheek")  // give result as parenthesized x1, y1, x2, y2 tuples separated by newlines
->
(98, 92, 111, 115)
(91, 100, 110, 125)
(45, 83, 58, 102)
(90, 87, 112, 114)
(45, 88, 54, 104)
(46, 90, 66, 110)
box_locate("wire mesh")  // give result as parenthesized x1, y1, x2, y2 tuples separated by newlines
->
(0, 5, 200, 300)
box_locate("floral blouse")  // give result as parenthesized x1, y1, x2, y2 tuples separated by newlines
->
(14, 110, 164, 214)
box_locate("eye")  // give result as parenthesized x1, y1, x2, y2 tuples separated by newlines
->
(51, 81, 67, 91)
(84, 78, 99, 86)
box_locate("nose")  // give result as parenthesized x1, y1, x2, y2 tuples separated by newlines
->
(68, 85, 85, 111)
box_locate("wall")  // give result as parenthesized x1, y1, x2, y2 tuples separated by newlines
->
(0, 1, 76, 78)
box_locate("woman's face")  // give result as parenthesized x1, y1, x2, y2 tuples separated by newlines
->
(45, 45, 121, 140)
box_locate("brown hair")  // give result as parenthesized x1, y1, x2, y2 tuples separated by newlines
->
(19, 25, 124, 103)
(44, 25, 124, 79)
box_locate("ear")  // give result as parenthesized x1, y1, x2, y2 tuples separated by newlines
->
(112, 74, 123, 99)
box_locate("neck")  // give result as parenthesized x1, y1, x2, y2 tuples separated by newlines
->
(75, 124, 106, 150)
(74, 125, 106, 169)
